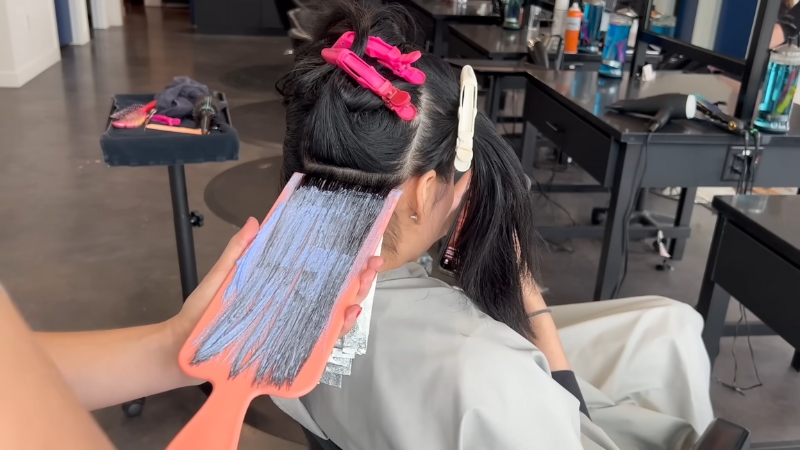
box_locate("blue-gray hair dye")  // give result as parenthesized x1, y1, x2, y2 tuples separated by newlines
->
(191, 177, 393, 388)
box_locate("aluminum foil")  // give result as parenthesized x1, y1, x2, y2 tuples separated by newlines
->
(319, 240, 380, 388)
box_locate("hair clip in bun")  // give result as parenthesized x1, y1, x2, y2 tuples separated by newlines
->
(455, 65, 478, 172)
(333, 32, 426, 85)
(322, 47, 418, 121)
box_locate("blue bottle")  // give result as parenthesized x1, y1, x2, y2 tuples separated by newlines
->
(649, 10, 676, 38)
(579, 0, 605, 53)
(599, 11, 634, 78)
(755, 43, 800, 133)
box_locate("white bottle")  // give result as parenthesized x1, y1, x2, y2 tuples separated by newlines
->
(552, 0, 570, 37)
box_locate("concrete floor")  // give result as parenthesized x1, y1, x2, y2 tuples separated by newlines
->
(0, 6, 797, 449)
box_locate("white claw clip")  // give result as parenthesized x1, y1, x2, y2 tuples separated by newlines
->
(455, 65, 478, 172)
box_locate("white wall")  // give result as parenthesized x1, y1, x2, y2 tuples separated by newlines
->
(653, 0, 676, 16)
(0, 0, 61, 87)
(89, 0, 124, 29)
(68, 0, 91, 45)
(0, 2, 15, 76)
(89, 0, 109, 29)
(107, 0, 123, 27)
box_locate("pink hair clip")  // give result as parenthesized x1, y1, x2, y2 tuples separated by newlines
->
(333, 32, 426, 85)
(322, 47, 418, 121)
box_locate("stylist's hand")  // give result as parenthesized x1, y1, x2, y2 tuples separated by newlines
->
(167, 217, 383, 354)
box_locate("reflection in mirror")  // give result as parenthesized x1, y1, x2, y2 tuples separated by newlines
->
(649, 9, 676, 38)
(613, 0, 735, 56)
(636, 0, 798, 59)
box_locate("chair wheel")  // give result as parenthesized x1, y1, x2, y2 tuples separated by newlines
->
(591, 208, 606, 225)
(122, 398, 145, 417)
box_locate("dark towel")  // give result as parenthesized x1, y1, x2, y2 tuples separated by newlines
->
(155, 76, 228, 118)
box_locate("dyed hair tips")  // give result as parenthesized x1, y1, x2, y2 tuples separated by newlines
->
(191, 176, 395, 388)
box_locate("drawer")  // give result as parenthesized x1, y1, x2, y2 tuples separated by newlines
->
(523, 81, 614, 185)
(447, 33, 486, 59)
(715, 221, 800, 349)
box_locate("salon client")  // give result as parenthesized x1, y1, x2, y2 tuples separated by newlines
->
(0, 217, 382, 449)
(273, 1, 714, 449)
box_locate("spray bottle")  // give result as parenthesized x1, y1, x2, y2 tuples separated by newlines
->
(755, 40, 800, 133)
(552, 0, 570, 37)
(564, 2, 582, 54)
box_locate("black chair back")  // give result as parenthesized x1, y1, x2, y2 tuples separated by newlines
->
(302, 427, 345, 450)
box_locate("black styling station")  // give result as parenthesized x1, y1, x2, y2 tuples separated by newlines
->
(517, 0, 798, 301)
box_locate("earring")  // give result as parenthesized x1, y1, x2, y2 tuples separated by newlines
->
(410, 214, 418, 221)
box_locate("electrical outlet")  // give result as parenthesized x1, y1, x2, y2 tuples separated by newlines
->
(721, 146, 751, 182)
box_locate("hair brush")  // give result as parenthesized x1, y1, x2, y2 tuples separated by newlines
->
(111, 100, 157, 129)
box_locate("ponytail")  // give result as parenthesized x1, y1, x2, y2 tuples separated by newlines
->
(455, 113, 538, 340)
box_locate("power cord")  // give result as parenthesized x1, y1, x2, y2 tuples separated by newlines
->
(531, 167, 577, 253)
(735, 132, 751, 194)
(732, 129, 763, 195)
(500, 89, 526, 141)
(649, 187, 681, 200)
(715, 128, 764, 395)
(500, 93, 514, 138)
(713, 303, 764, 395)
(746, 129, 763, 194)
(539, 170, 577, 226)
(648, 187, 716, 213)
(610, 132, 652, 298)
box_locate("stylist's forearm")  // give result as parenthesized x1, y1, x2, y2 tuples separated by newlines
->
(0, 287, 114, 449)
(35, 323, 188, 411)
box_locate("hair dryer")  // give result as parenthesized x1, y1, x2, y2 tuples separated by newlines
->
(606, 94, 697, 132)
(192, 95, 220, 135)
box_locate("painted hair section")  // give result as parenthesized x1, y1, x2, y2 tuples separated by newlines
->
(278, 0, 540, 340)
(191, 176, 399, 388)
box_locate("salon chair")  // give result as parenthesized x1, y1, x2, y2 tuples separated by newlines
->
(301, 419, 752, 450)
(287, 7, 313, 50)
(303, 428, 343, 450)
(292, 33, 751, 450)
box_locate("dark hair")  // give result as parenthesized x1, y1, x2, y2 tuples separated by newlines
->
(278, 0, 539, 340)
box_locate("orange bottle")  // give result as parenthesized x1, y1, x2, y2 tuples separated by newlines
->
(564, 2, 582, 54)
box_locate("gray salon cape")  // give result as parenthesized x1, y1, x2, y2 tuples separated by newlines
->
(274, 263, 714, 450)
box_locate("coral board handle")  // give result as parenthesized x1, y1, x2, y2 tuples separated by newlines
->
(166, 382, 255, 450)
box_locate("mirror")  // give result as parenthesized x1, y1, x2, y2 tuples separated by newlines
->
(630, 0, 788, 60)
(539, 0, 787, 65)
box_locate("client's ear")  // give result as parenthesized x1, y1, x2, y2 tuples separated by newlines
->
(413, 169, 438, 224)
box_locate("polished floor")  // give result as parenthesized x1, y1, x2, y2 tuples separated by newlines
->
(0, 7, 797, 449)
